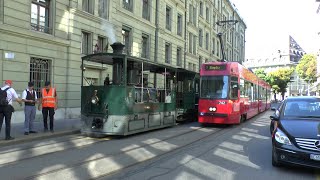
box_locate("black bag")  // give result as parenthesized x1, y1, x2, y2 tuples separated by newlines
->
(0, 87, 11, 106)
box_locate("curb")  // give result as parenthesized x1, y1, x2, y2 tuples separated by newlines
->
(0, 129, 81, 147)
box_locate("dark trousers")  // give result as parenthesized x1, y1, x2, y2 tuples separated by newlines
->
(0, 105, 13, 138)
(42, 107, 55, 130)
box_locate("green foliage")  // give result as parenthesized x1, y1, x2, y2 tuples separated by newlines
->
(254, 68, 267, 81)
(267, 67, 294, 100)
(296, 54, 317, 83)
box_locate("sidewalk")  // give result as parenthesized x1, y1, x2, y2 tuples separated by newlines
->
(0, 118, 81, 146)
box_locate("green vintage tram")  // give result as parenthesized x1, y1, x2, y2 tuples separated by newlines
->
(81, 42, 177, 136)
(176, 69, 199, 123)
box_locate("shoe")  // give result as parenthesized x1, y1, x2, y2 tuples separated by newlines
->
(24, 132, 29, 135)
(5, 137, 15, 140)
(29, 131, 38, 133)
(50, 130, 54, 133)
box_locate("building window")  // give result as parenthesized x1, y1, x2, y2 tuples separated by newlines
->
(193, 64, 196, 71)
(199, 56, 202, 70)
(30, 57, 51, 98)
(188, 62, 192, 70)
(212, 13, 216, 29)
(193, 7, 197, 25)
(142, 0, 150, 21)
(206, 7, 209, 21)
(177, 47, 182, 66)
(122, 27, 131, 55)
(216, 40, 219, 57)
(0, 0, 3, 22)
(98, 0, 108, 19)
(31, 0, 51, 34)
(189, 33, 192, 53)
(205, 32, 209, 50)
(141, 34, 149, 58)
(189, 4, 193, 24)
(212, 38, 215, 55)
(81, 31, 91, 55)
(97, 36, 106, 53)
(199, 2, 203, 16)
(199, 29, 203, 47)
(166, 6, 172, 30)
(123, 0, 133, 11)
(205, 58, 208, 63)
(82, 0, 94, 14)
(165, 43, 171, 64)
(193, 35, 196, 54)
(177, 13, 182, 36)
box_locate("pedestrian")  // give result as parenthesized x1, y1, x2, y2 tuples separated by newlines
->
(0, 80, 22, 140)
(22, 82, 38, 135)
(38, 81, 57, 133)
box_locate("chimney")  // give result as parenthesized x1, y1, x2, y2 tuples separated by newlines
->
(110, 42, 125, 54)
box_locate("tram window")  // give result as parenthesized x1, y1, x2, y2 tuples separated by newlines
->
(200, 76, 228, 99)
(230, 81, 239, 99)
(195, 82, 199, 93)
(240, 79, 245, 97)
(165, 91, 172, 103)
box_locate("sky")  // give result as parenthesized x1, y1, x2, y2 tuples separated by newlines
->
(230, 0, 320, 59)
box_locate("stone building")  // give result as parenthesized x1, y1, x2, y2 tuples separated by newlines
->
(0, 0, 246, 121)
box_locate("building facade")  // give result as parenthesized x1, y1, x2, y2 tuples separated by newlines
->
(243, 35, 308, 96)
(0, 0, 246, 121)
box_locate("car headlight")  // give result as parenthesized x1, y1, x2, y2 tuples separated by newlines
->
(274, 129, 292, 145)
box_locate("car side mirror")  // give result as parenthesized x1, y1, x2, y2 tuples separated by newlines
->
(271, 107, 276, 111)
(270, 115, 279, 121)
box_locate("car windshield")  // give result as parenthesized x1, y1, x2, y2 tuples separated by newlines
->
(283, 99, 320, 117)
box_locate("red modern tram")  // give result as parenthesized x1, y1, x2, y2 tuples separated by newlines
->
(198, 62, 271, 125)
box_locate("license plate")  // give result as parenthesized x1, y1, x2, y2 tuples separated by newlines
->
(310, 154, 320, 161)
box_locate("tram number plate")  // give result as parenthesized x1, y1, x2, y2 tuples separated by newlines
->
(310, 154, 320, 161)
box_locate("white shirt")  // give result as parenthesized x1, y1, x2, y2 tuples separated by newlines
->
(1, 85, 18, 105)
(22, 89, 38, 100)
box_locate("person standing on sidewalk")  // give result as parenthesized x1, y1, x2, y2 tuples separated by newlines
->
(0, 80, 23, 140)
(38, 81, 57, 133)
(22, 82, 38, 135)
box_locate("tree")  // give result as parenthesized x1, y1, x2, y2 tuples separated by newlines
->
(296, 54, 317, 84)
(254, 68, 267, 81)
(268, 68, 294, 100)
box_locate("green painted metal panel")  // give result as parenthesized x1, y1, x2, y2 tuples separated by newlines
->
(81, 85, 176, 116)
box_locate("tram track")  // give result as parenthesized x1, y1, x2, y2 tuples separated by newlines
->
(0, 135, 112, 166)
(0, 123, 196, 167)
(23, 124, 230, 180)
(100, 112, 272, 180)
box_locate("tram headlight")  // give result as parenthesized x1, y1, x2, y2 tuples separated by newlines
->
(209, 107, 217, 112)
(91, 97, 99, 105)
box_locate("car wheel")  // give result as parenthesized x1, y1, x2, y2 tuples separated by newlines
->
(272, 146, 281, 167)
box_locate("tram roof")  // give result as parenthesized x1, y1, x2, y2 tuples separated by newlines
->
(82, 53, 180, 72)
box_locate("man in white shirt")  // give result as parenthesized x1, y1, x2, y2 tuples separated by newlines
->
(0, 80, 22, 140)
(22, 82, 38, 135)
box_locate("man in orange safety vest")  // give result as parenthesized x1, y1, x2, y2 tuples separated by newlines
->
(38, 81, 57, 133)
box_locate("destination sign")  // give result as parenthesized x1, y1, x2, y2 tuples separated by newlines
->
(205, 64, 226, 71)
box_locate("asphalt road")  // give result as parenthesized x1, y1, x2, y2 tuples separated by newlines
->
(0, 108, 318, 180)
(104, 110, 319, 180)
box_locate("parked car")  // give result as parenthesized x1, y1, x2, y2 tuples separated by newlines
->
(270, 96, 320, 168)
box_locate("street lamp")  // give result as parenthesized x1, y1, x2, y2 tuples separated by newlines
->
(216, 20, 238, 62)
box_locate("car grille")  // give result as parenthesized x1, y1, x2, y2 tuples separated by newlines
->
(295, 138, 320, 151)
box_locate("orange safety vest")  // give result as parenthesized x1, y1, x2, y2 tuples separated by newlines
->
(42, 88, 56, 108)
